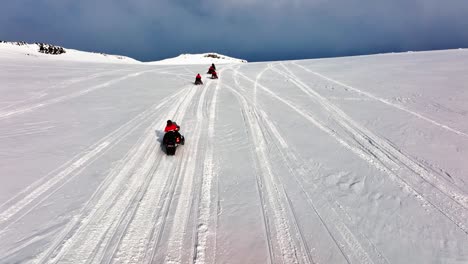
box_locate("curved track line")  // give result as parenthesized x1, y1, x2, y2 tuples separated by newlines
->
(258, 106, 388, 264)
(276, 64, 468, 209)
(0, 88, 188, 233)
(223, 78, 309, 264)
(291, 62, 468, 139)
(163, 80, 215, 264)
(236, 66, 468, 236)
(34, 85, 197, 264)
(112, 81, 202, 264)
(0, 68, 160, 120)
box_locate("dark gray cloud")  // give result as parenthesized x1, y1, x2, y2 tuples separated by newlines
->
(1, 0, 468, 61)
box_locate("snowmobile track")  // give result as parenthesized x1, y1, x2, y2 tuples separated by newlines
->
(229, 68, 381, 264)
(241, 63, 468, 236)
(225, 74, 313, 264)
(0, 87, 188, 235)
(291, 62, 468, 139)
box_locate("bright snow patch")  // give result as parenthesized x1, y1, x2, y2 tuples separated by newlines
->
(0, 41, 141, 64)
(0, 47, 467, 264)
(147, 52, 247, 65)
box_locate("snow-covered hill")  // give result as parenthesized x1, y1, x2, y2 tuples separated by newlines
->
(0, 41, 247, 65)
(0, 48, 467, 263)
(0, 41, 141, 64)
(147, 52, 247, 65)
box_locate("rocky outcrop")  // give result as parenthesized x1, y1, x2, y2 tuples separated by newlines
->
(37, 43, 66, 55)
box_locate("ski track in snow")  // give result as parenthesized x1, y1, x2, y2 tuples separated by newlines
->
(0, 123, 56, 139)
(231, 64, 389, 264)
(290, 62, 468, 139)
(236, 63, 468, 236)
(32, 82, 198, 264)
(163, 73, 222, 264)
(193, 68, 222, 264)
(276, 63, 468, 231)
(35, 72, 222, 264)
(225, 67, 313, 264)
(0, 67, 176, 120)
(2, 55, 468, 263)
(0, 86, 188, 234)
(115, 79, 201, 264)
(229, 66, 375, 264)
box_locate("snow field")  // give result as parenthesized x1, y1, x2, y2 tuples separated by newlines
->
(0, 49, 467, 263)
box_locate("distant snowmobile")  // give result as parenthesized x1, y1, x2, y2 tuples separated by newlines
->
(207, 65, 215, 74)
(211, 70, 218, 79)
(195, 73, 203, 85)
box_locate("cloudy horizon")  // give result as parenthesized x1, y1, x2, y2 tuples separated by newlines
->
(2, 0, 468, 62)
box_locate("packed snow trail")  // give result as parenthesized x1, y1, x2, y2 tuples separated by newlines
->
(1, 50, 468, 264)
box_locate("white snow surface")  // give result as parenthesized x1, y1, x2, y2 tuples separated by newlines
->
(0, 42, 247, 65)
(147, 52, 247, 65)
(0, 42, 141, 64)
(0, 48, 467, 264)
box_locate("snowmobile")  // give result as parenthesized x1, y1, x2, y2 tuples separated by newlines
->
(163, 130, 184, 155)
(195, 74, 203, 85)
(207, 66, 215, 74)
(211, 71, 218, 79)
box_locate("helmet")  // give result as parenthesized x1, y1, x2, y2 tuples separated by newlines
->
(167, 120, 172, 125)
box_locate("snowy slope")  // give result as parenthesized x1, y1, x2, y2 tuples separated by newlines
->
(0, 41, 141, 64)
(0, 49, 467, 264)
(0, 42, 246, 65)
(147, 52, 247, 65)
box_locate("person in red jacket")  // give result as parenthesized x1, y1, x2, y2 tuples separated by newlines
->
(164, 120, 179, 132)
(163, 120, 185, 145)
(207, 65, 215, 74)
(195, 73, 203, 85)
(211, 70, 218, 79)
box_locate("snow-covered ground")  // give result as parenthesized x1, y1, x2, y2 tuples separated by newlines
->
(147, 52, 247, 65)
(0, 47, 467, 264)
(0, 42, 140, 64)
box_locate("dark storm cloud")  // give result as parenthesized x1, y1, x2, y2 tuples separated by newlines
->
(1, 0, 468, 61)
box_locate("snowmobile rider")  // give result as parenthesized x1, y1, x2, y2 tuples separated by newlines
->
(164, 120, 179, 132)
(195, 73, 203, 85)
(211, 70, 218, 79)
(211, 63, 216, 71)
(207, 65, 215, 74)
(164, 120, 184, 144)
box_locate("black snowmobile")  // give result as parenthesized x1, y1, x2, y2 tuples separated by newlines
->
(163, 130, 185, 155)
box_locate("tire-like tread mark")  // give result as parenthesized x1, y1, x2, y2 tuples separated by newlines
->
(193, 69, 224, 264)
(274, 63, 468, 235)
(163, 79, 216, 264)
(223, 77, 310, 264)
(237, 65, 468, 236)
(0, 87, 188, 235)
(32, 87, 196, 264)
(291, 62, 468, 139)
(0, 69, 152, 120)
(114, 84, 200, 264)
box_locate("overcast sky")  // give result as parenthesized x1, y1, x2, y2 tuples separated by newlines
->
(2, 0, 468, 62)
